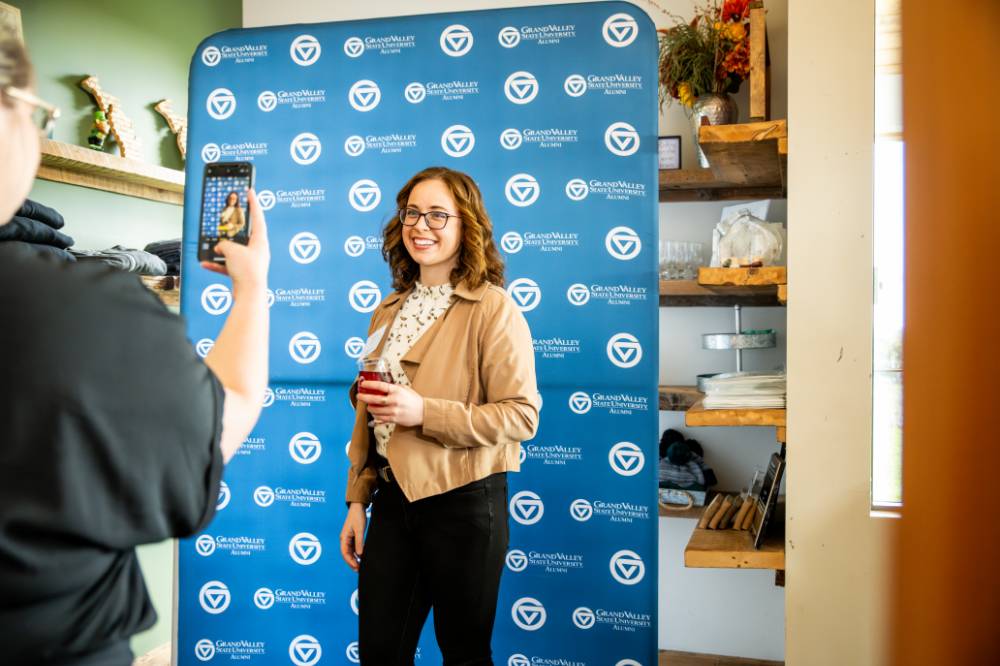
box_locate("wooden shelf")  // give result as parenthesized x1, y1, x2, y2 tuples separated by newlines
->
(659, 649, 783, 666)
(659, 119, 788, 202)
(698, 266, 786, 287)
(659, 385, 703, 411)
(37, 139, 184, 205)
(686, 400, 786, 428)
(684, 526, 785, 570)
(660, 280, 782, 307)
(141, 275, 180, 309)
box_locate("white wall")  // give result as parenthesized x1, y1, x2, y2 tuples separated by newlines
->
(243, 1, 789, 660)
(785, 1, 893, 665)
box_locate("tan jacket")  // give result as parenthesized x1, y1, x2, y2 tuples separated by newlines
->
(345, 280, 540, 503)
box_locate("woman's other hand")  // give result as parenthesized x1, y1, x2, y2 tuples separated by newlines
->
(339, 503, 367, 572)
(356, 381, 425, 427)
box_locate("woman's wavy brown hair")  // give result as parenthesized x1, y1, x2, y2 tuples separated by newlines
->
(383, 166, 505, 292)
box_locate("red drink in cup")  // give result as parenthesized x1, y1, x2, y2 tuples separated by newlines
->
(358, 357, 393, 396)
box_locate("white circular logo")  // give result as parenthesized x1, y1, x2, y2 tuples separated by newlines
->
(500, 231, 524, 254)
(350, 589, 359, 615)
(216, 481, 230, 510)
(253, 485, 275, 507)
(344, 135, 365, 157)
(344, 336, 366, 358)
(509, 490, 544, 525)
(505, 549, 528, 572)
(289, 331, 322, 365)
(201, 46, 222, 67)
(195, 535, 216, 556)
(507, 278, 542, 312)
(290, 132, 322, 165)
(564, 74, 588, 97)
(616, 661, 644, 666)
(257, 90, 277, 112)
(349, 280, 382, 313)
(603, 13, 640, 47)
(404, 82, 426, 104)
(262, 387, 275, 407)
(290, 34, 322, 66)
(568, 391, 592, 414)
(253, 587, 275, 609)
(505, 173, 540, 207)
(289, 532, 323, 566)
(610, 549, 646, 585)
(195, 639, 216, 662)
(266, 289, 275, 308)
(344, 36, 365, 58)
(344, 235, 366, 257)
(289, 431, 322, 464)
(289, 231, 322, 264)
(605, 121, 641, 156)
(195, 338, 215, 358)
(349, 179, 381, 212)
(511, 597, 547, 631)
(607, 332, 643, 368)
(570, 498, 594, 522)
(565, 178, 589, 201)
(500, 128, 523, 150)
(200, 143, 221, 163)
(440, 24, 474, 56)
(566, 283, 591, 306)
(257, 189, 276, 210)
(572, 606, 597, 629)
(206, 88, 236, 120)
(498, 26, 521, 48)
(441, 124, 475, 158)
(346, 642, 360, 664)
(609, 441, 646, 476)
(505, 71, 539, 104)
(200, 284, 232, 315)
(509, 656, 531, 666)
(605, 226, 642, 260)
(199, 580, 231, 614)
(289, 634, 323, 666)
(349, 79, 381, 112)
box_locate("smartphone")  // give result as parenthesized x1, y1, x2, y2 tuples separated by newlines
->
(198, 162, 255, 263)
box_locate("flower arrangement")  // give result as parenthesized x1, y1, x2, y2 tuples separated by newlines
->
(657, 0, 753, 109)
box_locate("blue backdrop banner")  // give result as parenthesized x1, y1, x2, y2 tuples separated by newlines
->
(176, 3, 659, 665)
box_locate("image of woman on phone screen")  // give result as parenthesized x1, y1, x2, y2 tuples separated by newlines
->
(217, 190, 246, 239)
(339, 166, 540, 665)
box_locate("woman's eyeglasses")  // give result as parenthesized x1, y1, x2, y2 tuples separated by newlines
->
(398, 207, 460, 230)
(2, 86, 60, 138)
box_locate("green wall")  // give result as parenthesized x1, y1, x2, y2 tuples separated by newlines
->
(15, 0, 242, 657)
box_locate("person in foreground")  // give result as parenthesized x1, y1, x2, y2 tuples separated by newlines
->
(0, 36, 271, 665)
(339, 166, 540, 665)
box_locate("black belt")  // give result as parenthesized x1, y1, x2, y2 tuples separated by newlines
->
(377, 464, 395, 484)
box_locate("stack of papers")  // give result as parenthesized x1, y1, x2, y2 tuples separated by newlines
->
(702, 371, 786, 409)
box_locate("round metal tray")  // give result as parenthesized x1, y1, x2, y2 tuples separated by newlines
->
(702, 332, 777, 351)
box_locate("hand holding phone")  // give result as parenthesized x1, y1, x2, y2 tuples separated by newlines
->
(201, 188, 270, 292)
(198, 162, 255, 263)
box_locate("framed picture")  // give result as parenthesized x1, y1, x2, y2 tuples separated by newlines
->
(658, 135, 681, 170)
(0, 2, 23, 44)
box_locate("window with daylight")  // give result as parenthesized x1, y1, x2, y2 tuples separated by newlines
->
(872, 0, 903, 509)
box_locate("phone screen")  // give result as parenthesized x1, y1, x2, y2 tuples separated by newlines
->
(199, 162, 254, 263)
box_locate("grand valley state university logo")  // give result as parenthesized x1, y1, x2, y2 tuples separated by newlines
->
(200, 284, 232, 315)
(509, 490, 544, 525)
(289, 231, 321, 264)
(288, 331, 322, 365)
(607, 332, 643, 368)
(198, 580, 231, 615)
(440, 24, 473, 56)
(289, 431, 322, 464)
(288, 635, 323, 666)
(511, 597, 547, 631)
(205, 88, 236, 120)
(505, 173, 540, 207)
(290, 132, 322, 165)
(349, 79, 381, 111)
(288, 532, 323, 566)
(504, 71, 539, 104)
(507, 278, 541, 312)
(290, 34, 321, 66)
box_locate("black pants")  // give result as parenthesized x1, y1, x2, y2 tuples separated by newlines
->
(358, 470, 509, 665)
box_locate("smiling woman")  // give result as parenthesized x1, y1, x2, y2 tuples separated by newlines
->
(339, 166, 540, 664)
